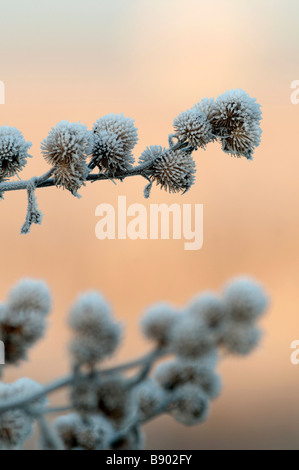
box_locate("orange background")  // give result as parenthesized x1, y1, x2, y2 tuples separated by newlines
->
(1, 0, 299, 449)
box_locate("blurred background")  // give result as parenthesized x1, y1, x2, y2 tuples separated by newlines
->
(0, 0, 299, 450)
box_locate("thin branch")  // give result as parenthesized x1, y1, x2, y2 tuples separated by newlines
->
(0, 139, 190, 195)
(38, 415, 64, 450)
(44, 406, 73, 414)
(110, 397, 174, 446)
(0, 348, 165, 415)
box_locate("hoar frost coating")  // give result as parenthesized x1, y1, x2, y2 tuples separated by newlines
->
(210, 89, 262, 159)
(91, 114, 138, 174)
(173, 109, 213, 149)
(134, 379, 166, 420)
(111, 427, 144, 451)
(54, 413, 114, 450)
(170, 384, 210, 426)
(0, 275, 268, 450)
(150, 149, 196, 194)
(69, 291, 121, 366)
(170, 315, 217, 360)
(187, 292, 227, 331)
(139, 145, 165, 164)
(0, 279, 51, 365)
(96, 377, 137, 427)
(0, 127, 32, 180)
(223, 277, 268, 323)
(0, 379, 46, 450)
(220, 322, 262, 356)
(70, 376, 136, 427)
(154, 359, 221, 400)
(191, 89, 262, 159)
(141, 302, 179, 347)
(41, 121, 91, 195)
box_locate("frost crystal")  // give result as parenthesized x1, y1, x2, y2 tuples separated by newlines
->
(0, 126, 32, 180)
(141, 302, 178, 347)
(69, 292, 121, 366)
(173, 109, 213, 149)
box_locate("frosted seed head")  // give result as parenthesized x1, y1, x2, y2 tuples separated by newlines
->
(0, 126, 32, 180)
(69, 292, 122, 365)
(70, 379, 99, 414)
(54, 413, 113, 450)
(0, 382, 35, 450)
(51, 159, 89, 196)
(41, 121, 91, 195)
(193, 98, 216, 122)
(93, 113, 138, 153)
(152, 149, 196, 194)
(220, 322, 262, 355)
(170, 384, 210, 426)
(69, 332, 120, 366)
(41, 121, 91, 166)
(211, 89, 262, 130)
(223, 277, 268, 323)
(154, 359, 221, 399)
(0, 409, 33, 450)
(135, 379, 166, 420)
(96, 377, 137, 427)
(170, 315, 217, 360)
(111, 427, 144, 451)
(187, 292, 227, 332)
(141, 302, 179, 347)
(91, 129, 133, 175)
(220, 121, 262, 160)
(8, 279, 51, 316)
(139, 145, 165, 164)
(173, 109, 213, 149)
(54, 413, 79, 450)
(0, 308, 48, 352)
(69, 291, 111, 333)
(0, 280, 51, 365)
(74, 415, 114, 450)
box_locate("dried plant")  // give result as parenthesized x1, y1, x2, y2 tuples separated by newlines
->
(0, 276, 268, 450)
(0, 89, 262, 234)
